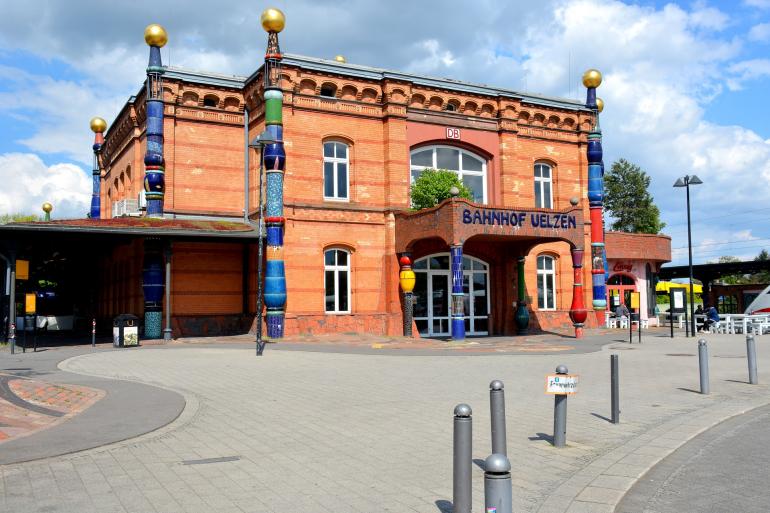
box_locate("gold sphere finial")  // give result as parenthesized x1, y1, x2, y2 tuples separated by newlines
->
(144, 24, 168, 47)
(334, 55, 347, 63)
(582, 68, 602, 88)
(596, 98, 604, 113)
(261, 8, 286, 33)
(90, 117, 107, 133)
(42, 202, 53, 214)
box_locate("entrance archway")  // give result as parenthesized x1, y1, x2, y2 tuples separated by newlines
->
(412, 253, 490, 337)
(607, 273, 636, 309)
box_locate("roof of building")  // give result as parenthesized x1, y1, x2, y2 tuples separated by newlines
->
(0, 218, 258, 239)
(163, 53, 589, 112)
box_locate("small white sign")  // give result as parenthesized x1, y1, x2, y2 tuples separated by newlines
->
(446, 127, 461, 139)
(672, 289, 684, 309)
(545, 374, 579, 395)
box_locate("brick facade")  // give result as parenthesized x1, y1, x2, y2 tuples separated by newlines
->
(99, 55, 670, 337)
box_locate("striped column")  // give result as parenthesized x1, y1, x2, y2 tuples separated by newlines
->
(89, 117, 106, 219)
(569, 247, 588, 338)
(450, 245, 465, 341)
(142, 25, 167, 218)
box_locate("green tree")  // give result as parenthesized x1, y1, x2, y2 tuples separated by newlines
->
(0, 213, 40, 224)
(410, 168, 472, 210)
(604, 158, 665, 234)
(752, 249, 770, 283)
(716, 255, 749, 284)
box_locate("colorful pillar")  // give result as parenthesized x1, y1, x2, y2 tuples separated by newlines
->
(399, 255, 416, 337)
(142, 238, 164, 338)
(584, 69, 607, 310)
(514, 256, 530, 334)
(89, 117, 107, 219)
(143, 24, 168, 218)
(450, 245, 465, 341)
(569, 247, 588, 338)
(261, 8, 287, 338)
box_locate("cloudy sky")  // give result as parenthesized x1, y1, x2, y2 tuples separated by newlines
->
(1, 0, 769, 265)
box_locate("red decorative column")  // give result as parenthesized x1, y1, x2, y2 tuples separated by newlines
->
(569, 247, 588, 338)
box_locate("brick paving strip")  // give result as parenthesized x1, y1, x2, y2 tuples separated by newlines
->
(1, 332, 768, 513)
(0, 373, 104, 444)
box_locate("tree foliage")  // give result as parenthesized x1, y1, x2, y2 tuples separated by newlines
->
(604, 158, 665, 234)
(713, 252, 770, 284)
(410, 168, 472, 210)
(0, 213, 39, 224)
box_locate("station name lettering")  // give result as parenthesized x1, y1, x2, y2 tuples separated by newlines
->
(462, 208, 576, 230)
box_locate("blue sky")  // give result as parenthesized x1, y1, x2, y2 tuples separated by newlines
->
(1, 0, 769, 265)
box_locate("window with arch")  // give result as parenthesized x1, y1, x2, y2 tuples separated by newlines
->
(534, 163, 553, 208)
(324, 248, 350, 313)
(537, 255, 557, 310)
(410, 145, 487, 203)
(323, 141, 349, 200)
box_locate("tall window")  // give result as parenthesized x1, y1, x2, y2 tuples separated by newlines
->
(410, 146, 487, 203)
(323, 142, 349, 200)
(324, 249, 350, 313)
(534, 163, 553, 208)
(537, 255, 556, 310)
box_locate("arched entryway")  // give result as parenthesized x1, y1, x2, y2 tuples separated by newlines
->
(607, 273, 636, 309)
(412, 253, 490, 337)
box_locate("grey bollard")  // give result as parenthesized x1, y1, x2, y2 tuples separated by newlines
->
(698, 339, 710, 395)
(610, 354, 620, 424)
(553, 364, 568, 447)
(484, 453, 512, 513)
(490, 380, 507, 456)
(747, 335, 758, 385)
(453, 404, 472, 513)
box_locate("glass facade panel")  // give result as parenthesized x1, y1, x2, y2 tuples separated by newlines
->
(336, 143, 347, 158)
(436, 147, 459, 170)
(323, 162, 334, 197)
(323, 142, 334, 158)
(325, 270, 335, 311)
(462, 153, 483, 171)
(431, 274, 449, 317)
(324, 250, 335, 266)
(429, 255, 450, 270)
(338, 272, 349, 311)
(473, 273, 488, 316)
(413, 273, 428, 317)
(337, 163, 348, 198)
(411, 149, 433, 167)
(463, 175, 484, 203)
(336, 249, 347, 266)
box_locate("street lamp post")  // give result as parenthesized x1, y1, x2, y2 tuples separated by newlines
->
(249, 131, 278, 356)
(674, 174, 703, 337)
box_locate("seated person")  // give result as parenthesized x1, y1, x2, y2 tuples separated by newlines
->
(699, 305, 720, 332)
(695, 305, 704, 315)
(615, 303, 630, 320)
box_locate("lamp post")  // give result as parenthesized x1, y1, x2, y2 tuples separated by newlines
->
(249, 131, 278, 356)
(673, 174, 703, 337)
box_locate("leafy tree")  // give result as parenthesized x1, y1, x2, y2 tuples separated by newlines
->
(604, 158, 665, 234)
(0, 213, 40, 224)
(753, 249, 770, 283)
(715, 255, 749, 284)
(410, 168, 472, 210)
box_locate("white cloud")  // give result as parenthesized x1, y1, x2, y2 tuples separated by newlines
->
(0, 153, 91, 218)
(749, 22, 770, 41)
(745, 0, 770, 9)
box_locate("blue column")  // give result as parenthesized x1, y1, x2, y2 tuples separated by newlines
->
(451, 245, 465, 341)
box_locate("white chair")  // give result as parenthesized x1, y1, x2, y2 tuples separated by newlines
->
(607, 317, 618, 329)
(618, 317, 629, 329)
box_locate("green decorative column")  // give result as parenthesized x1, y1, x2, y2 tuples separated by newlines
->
(515, 256, 530, 334)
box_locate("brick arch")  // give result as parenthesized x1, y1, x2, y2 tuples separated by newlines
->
(203, 93, 220, 108)
(561, 117, 576, 129)
(389, 88, 406, 103)
(182, 91, 199, 106)
(532, 113, 546, 125)
(410, 93, 426, 108)
(323, 242, 357, 253)
(480, 103, 495, 117)
(340, 84, 358, 101)
(463, 101, 478, 115)
(518, 110, 530, 123)
(446, 98, 461, 112)
(320, 81, 338, 97)
(428, 95, 444, 110)
(361, 87, 378, 103)
(547, 115, 560, 127)
(223, 96, 240, 111)
(299, 78, 317, 94)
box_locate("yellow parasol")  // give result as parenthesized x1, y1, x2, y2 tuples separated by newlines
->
(655, 281, 703, 294)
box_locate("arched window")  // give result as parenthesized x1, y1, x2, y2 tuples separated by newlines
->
(537, 255, 556, 310)
(325, 249, 350, 313)
(323, 141, 349, 200)
(534, 163, 553, 208)
(410, 145, 487, 203)
(203, 95, 219, 108)
(320, 83, 337, 98)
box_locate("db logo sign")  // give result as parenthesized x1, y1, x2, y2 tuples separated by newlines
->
(446, 127, 461, 140)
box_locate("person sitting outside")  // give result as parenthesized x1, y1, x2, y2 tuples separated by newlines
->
(699, 305, 720, 332)
(615, 303, 630, 321)
(695, 305, 704, 315)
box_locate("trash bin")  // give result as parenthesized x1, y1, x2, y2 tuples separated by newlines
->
(113, 314, 140, 347)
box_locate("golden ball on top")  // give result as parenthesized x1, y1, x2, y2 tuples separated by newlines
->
(42, 202, 53, 213)
(596, 97, 604, 113)
(144, 24, 168, 47)
(334, 55, 347, 63)
(90, 117, 107, 133)
(582, 68, 602, 88)
(261, 8, 286, 33)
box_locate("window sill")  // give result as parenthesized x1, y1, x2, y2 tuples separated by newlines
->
(324, 311, 352, 315)
(323, 197, 350, 203)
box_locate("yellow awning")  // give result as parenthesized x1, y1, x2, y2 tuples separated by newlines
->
(656, 281, 703, 294)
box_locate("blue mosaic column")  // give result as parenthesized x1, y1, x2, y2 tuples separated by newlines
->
(583, 69, 607, 310)
(261, 9, 287, 338)
(450, 245, 465, 341)
(142, 239, 164, 338)
(89, 117, 106, 219)
(143, 24, 167, 218)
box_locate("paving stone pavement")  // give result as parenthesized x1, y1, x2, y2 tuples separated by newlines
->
(1, 332, 769, 513)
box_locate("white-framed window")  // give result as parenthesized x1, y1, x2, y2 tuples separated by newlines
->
(410, 145, 487, 203)
(323, 141, 349, 201)
(324, 248, 350, 313)
(534, 163, 553, 208)
(537, 255, 556, 310)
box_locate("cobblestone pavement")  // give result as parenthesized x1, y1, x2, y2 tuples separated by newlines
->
(1, 332, 768, 513)
(0, 373, 104, 443)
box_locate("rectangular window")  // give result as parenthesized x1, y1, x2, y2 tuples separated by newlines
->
(324, 249, 351, 313)
(323, 142, 350, 201)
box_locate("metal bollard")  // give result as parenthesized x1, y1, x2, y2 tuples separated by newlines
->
(698, 339, 710, 395)
(747, 334, 758, 385)
(553, 364, 568, 447)
(489, 380, 507, 456)
(484, 453, 512, 513)
(9, 322, 15, 355)
(92, 318, 96, 348)
(610, 354, 620, 424)
(453, 404, 472, 513)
